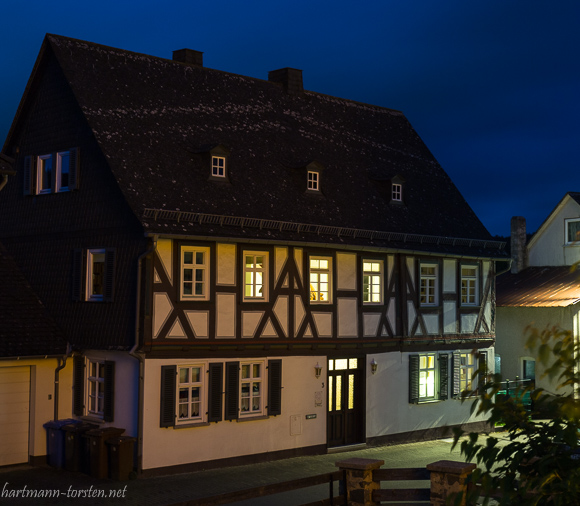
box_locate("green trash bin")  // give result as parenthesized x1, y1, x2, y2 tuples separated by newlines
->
(63, 422, 98, 473)
(83, 427, 125, 479)
(106, 436, 136, 481)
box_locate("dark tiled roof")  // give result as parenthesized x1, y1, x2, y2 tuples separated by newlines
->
(0, 242, 67, 357)
(496, 267, 580, 307)
(43, 35, 504, 258)
(0, 153, 15, 175)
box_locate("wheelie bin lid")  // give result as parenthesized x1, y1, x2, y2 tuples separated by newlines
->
(43, 418, 81, 429)
(62, 422, 99, 432)
(84, 427, 125, 437)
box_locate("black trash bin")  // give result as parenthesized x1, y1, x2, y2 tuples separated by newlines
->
(43, 419, 80, 468)
(63, 422, 98, 473)
(83, 427, 125, 479)
(106, 436, 136, 481)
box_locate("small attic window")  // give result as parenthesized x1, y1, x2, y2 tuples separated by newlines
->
(212, 156, 226, 178)
(307, 171, 319, 191)
(390, 175, 405, 205)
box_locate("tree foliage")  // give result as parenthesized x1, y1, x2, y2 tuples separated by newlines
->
(452, 325, 580, 505)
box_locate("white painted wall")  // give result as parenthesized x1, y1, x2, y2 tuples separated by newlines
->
(365, 350, 492, 438)
(142, 355, 327, 471)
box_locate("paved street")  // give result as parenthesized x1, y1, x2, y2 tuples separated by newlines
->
(0, 435, 502, 505)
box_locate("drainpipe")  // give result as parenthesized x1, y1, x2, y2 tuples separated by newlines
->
(130, 235, 158, 474)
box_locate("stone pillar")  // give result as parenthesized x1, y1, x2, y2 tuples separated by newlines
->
(427, 460, 476, 506)
(335, 458, 384, 506)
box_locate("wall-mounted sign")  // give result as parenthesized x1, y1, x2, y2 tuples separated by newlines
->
(305, 414, 317, 420)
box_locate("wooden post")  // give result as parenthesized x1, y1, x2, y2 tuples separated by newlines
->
(335, 458, 384, 506)
(426, 460, 476, 506)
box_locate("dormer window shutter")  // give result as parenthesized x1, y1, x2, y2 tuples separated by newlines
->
(72, 249, 86, 301)
(103, 248, 116, 302)
(68, 147, 80, 190)
(23, 156, 34, 196)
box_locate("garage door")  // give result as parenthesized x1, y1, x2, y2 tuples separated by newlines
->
(0, 367, 30, 466)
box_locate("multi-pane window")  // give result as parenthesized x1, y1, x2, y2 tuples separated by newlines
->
(310, 257, 331, 303)
(37, 154, 52, 194)
(87, 249, 106, 301)
(461, 266, 478, 306)
(459, 353, 476, 392)
(181, 247, 209, 300)
(177, 365, 203, 423)
(244, 252, 268, 300)
(392, 183, 402, 201)
(419, 354, 436, 400)
(362, 260, 383, 304)
(87, 359, 105, 417)
(211, 156, 226, 178)
(240, 362, 263, 417)
(307, 171, 319, 191)
(56, 151, 70, 192)
(420, 264, 438, 306)
(566, 218, 580, 244)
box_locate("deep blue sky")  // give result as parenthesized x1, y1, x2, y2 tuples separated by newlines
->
(1, 1, 578, 238)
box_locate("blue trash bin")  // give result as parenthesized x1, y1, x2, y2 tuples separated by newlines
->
(43, 418, 80, 468)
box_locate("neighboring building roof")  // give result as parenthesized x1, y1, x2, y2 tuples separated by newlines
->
(528, 192, 580, 250)
(0, 242, 67, 357)
(3, 34, 505, 258)
(0, 153, 15, 176)
(496, 267, 580, 307)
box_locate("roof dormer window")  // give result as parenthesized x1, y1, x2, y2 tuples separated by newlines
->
(390, 175, 405, 205)
(307, 170, 319, 191)
(212, 156, 226, 178)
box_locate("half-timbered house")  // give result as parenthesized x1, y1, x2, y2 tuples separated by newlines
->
(0, 35, 507, 474)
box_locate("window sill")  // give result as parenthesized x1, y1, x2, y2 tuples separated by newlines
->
(80, 415, 105, 424)
(174, 421, 211, 429)
(236, 415, 269, 423)
(416, 399, 440, 405)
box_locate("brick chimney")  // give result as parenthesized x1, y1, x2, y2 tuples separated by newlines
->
(268, 68, 303, 95)
(511, 216, 527, 274)
(172, 49, 203, 66)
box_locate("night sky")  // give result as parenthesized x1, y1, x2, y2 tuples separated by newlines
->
(1, 1, 578, 238)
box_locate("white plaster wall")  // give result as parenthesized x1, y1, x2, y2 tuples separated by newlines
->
(365, 350, 492, 438)
(142, 356, 327, 471)
(528, 198, 580, 266)
(1, 358, 73, 459)
(84, 351, 139, 436)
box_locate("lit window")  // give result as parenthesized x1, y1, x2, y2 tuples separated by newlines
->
(310, 257, 332, 303)
(177, 365, 204, 423)
(566, 218, 580, 244)
(419, 354, 436, 400)
(240, 362, 263, 417)
(181, 246, 210, 300)
(420, 264, 438, 306)
(87, 359, 105, 417)
(461, 266, 478, 306)
(87, 249, 106, 301)
(392, 183, 402, 201)
(307, 171, 319, 191)
(37, 154, 52, 194)
(211, 156, 226, 178)
(244, 252, 268, 301)
(362, 260, 383, 304)
(459, 353, 476, 392)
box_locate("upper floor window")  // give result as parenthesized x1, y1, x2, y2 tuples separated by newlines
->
(420, 264, 438, 306)
(307, 171, 319, 191)
(72, 247, 115, 302)
(56, 151, 70, 191)
(87, 249, 106, 301)
(461, 266, 478, 306)
(310, 257, 332, 303)
(211, 156, 226, 178)
(566, 218, 580, 244)
(181, 246, 210, 300)
(392, 183, 402, 202)
(37, 154, 52, 194)
(362, 260, 383, 304)
(24, 148, 79, 196)
(244, 252, 268, 301)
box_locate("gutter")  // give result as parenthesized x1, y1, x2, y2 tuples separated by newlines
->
(130, 235, 158, 475)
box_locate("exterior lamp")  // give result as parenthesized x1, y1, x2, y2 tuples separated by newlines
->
(370, 359, 378, 375)
(314, 362, 322, 379)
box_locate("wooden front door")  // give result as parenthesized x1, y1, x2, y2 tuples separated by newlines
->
(327, 358, 364, 447)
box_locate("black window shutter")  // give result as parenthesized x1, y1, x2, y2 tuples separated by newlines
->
(72, 249, 86, 301)
(73, 356, 85, 416)
(23, 156, 33, 196)
(268, 359, 282, 416)
(103, 249, 116, 302)
(208, 363, 223, 422)
(68, 147, 79, 190)
(103, 361, 115, 422)
(439, 354, 449, 401)
(477, 351, 488, 394)
(409, 355, 419, 404)
(50, 153, 57, 192)
(160, 365, 176, 428)
(224, 361, 239, 420)
(452, 352, 461, 398)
